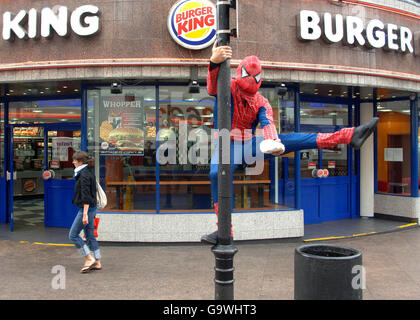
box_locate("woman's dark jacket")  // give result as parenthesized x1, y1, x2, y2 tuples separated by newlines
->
(72, 167, 97, 208)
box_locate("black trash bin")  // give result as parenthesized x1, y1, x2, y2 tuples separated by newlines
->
(294, 244, 363, 300)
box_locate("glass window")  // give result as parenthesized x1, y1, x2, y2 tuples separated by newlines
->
(377, 100, 411, 195)
(261, 88, 296, 209)
(87, 86, 157, 212)
(0, 103, 3, 178)
(48, 129, 81, 179)
(88, 85, 294, 213)
(158, 86, 214, 212)
(9, 100, 81, 124)
(300, 101, 349, 177)
(233, 87, 293, 211)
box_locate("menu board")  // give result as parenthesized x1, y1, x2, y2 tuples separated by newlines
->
(99, 95, 144, 156)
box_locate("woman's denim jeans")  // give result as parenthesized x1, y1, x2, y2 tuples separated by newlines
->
(69, 206, 101, 259)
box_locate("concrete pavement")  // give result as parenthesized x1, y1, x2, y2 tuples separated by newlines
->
(1, 226, 420, 300)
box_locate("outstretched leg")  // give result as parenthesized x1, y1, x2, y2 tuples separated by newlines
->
(259, 117, 379, 157)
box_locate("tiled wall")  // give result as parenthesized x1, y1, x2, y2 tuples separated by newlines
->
(374, 193, 420, 220)
(95, 210, 304, 242)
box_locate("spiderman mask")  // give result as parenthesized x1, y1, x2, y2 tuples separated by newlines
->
(235, 55, 262, 96)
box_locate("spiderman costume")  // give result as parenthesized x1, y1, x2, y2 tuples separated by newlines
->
(201, 51, 378, 245)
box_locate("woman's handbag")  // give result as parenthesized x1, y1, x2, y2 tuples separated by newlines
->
(96, 180, 107, 209)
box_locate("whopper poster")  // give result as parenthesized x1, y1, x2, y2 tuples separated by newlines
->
(99, 95, 145, 155)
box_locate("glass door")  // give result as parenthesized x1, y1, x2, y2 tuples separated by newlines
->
(44, 124, 81, 227)
(300, 100, 350, 223)
(0, 103, 6, 224)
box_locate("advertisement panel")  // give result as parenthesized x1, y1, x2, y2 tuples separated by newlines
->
(98, 95, 144, 156)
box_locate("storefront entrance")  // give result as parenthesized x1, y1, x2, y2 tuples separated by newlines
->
(2, 98, 82, 231)
(6, 124, 81, 231)
(298, 94, 358, 224)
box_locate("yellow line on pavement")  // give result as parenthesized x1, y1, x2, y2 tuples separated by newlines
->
(304, 223, 419, 242)
(303, 236, 347, 242)
(19, 241, 74, 247)
(396, 223, 418, 229)
(352, 232, 377, 237)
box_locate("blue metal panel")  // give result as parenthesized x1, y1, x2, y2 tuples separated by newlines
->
(284, 179, 296, 208)
(301, 177, 351, 224)
(81, 85, 88, 151)
(320, 183, 349, 221)
(44, 179, 78, 228)
(0, 178, 6, 223)
(295, 85, 301, 210)
(411, 94, 419, 197)
(348, 88, 354, 218)
(373, 89, 378, 194)
(8, 125, 14, 231)
(301, 183, 320, 224)
(355, 95, 361, 217)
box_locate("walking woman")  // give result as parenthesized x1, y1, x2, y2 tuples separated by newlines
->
(69, 151, 102, 273)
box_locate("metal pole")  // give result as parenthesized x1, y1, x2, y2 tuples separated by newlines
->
(212, 0, 238, 301)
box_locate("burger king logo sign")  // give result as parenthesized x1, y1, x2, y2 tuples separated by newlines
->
(167, 0, 216, 50)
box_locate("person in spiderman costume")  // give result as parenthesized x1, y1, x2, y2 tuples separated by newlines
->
(201, 42, 379, 245)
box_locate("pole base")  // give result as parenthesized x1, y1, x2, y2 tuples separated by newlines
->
(212, 243, 238, 300)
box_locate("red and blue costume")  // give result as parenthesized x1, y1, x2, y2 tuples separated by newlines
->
(203, 55, 377, 244)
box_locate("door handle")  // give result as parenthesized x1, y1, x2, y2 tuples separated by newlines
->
(6, 171, 10, 181)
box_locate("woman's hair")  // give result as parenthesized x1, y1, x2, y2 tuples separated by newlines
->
(73, 151, 94, 168)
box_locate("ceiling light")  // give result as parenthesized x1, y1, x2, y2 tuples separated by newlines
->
(33, 110, 43, 113)
(63, 86, 68, 89)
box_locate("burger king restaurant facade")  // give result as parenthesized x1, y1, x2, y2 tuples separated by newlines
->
(0, 0, 419, 242)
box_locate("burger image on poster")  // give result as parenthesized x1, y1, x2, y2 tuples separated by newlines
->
(107, 127, 144, 151)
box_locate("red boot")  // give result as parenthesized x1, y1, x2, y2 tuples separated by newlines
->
(201, 203, 234, 245)
(316, 127, 354, 149)
(316, 118, 378, 150)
